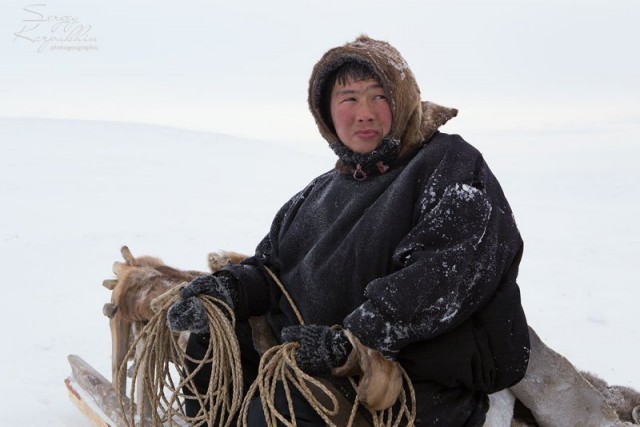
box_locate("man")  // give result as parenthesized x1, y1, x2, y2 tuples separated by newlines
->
(168, 35, 530, 426)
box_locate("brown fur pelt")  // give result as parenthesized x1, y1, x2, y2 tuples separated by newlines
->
(207, 250, 249, 272)
(511, 371, 640, 425)
(332, 330, 404, 412)
(581, 371, 640, 424)
(110, 246, 208, 322)
(109, 246, 249, 323)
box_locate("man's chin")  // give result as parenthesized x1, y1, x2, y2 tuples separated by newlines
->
(349, 140, 382, 155)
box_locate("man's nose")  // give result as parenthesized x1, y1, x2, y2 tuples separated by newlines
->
(356, 101, 375, 122)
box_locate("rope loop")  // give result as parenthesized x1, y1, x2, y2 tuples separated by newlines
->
(116, 286, 243, 426)
(115, 269, 417, 426)
(239, 342, 342, 426)
(248, 267, 417, 427)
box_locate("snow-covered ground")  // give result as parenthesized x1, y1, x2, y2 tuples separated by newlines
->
(0, 117, 638, 425)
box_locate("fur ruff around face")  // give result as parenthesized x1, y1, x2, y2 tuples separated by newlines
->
(308, 35, 458, 170)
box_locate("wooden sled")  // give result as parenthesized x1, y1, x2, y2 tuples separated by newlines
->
(65, 247, 640, 426)
(65, 246, 240, 426)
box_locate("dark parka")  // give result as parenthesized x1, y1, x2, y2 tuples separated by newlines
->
(225, 36, 530, 426)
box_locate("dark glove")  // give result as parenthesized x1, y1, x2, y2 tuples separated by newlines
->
(167, 273, 239, 333)
(281, 324, 352, 375)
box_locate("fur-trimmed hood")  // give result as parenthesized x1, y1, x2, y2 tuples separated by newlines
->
(308, 35, 458, 171)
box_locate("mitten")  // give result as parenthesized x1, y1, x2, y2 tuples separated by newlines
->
(281, 324, 352, 375)
(180, 272, 239, 308)
(167, 296, 209, 333)
(167, 273, 239, 333)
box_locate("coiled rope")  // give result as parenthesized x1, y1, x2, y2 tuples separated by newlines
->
(239, 342, 344, 426)
(116, 285, 243, 426)
(238, 340, 416, 427)
(116, 269, 416, 426)
(238, 267, 417, 427)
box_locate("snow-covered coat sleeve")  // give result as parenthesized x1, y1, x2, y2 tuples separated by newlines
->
(343, 149, 524, 361)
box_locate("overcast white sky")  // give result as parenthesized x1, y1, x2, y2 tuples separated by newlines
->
(1, 0, 639, 146)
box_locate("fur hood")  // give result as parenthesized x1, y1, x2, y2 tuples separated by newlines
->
(308, 35, 458, 171)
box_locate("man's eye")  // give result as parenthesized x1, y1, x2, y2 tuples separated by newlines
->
(374, 94, 387, 100)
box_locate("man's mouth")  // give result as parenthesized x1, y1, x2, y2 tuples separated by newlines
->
(355, 129, 379, 138)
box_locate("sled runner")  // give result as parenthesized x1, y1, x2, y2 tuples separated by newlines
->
(65, 247, 640, 426)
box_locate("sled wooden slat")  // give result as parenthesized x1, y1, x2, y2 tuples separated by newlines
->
(66, 377, 110, 427)
(109, 296, 131, 395)
(67, 354, 130, 426)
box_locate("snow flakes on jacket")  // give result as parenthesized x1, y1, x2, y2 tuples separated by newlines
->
(227, 131, 528, 377)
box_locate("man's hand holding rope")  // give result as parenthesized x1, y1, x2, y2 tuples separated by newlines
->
(167, 272, 239, 333)
(281, 324, 353, 375)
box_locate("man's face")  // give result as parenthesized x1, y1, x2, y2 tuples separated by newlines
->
(330, 78, 392, 154)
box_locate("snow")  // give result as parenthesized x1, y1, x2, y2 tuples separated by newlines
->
(0, 117, 329, 424)
(0, 116, 637, 425)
